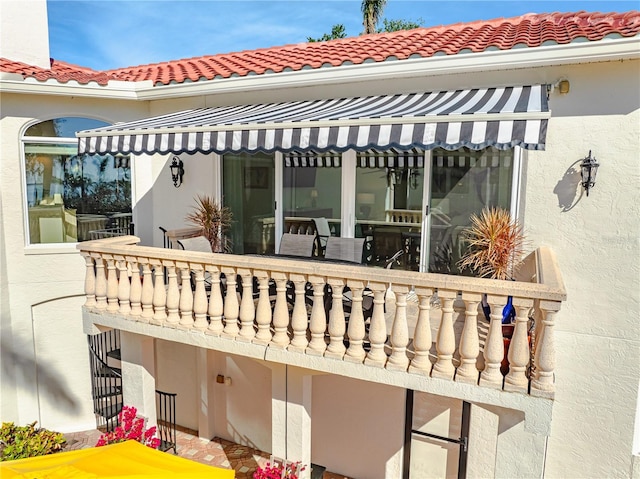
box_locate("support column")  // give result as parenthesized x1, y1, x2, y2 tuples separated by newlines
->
(271, 363, 287, 461)
(120, 331, 157, 428)
(285, 367, 312, 479)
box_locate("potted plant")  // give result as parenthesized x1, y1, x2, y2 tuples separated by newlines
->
(185, 195, 233, 253)
(457, 207, 528, 373)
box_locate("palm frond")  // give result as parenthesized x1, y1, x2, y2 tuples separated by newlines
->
(185, 195, 233, 253)
(457, 207, 527, 280)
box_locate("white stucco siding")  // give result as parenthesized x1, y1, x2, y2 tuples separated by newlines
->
(212, 353, 272, 452)
(0, 93, 148, 429)
(522, 59, 640, 478)
(133, 152, 217, 248)
(311, 375, 405, 479)
(155, 340, 198, 431)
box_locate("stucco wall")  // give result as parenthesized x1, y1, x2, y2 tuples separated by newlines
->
(521, 59, 640, 478)
(311, 374, 405, 478)
(0, 93, 148, 429)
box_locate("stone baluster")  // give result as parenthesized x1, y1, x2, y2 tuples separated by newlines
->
(222, 268, 240, 338)
(306, 275, 328, 356)
(238, 269, 256, 341)
(505, 298, 534, 393)
(81, 253, 96, 308)
(455, 292, 482, 384)
(431, 290, 457, 379)
(115, 255, 131, 315)
(94, 254, 107, 310)
(479, 294, 508, 389)
(206, 267, 224, 336)
(253, 271, 273, 345)
(150, 259, 167, 324)
(128, 257, 142, 318)
(270, 273, 290, 348)
(530, 301, 560, 398)
(408, 287, 434, 375)
(164, 261, 180, 326)
(178, 263, 193, 329)
(288, 274, 308, 353)
(364, 283, 387, 367)
(140, 260, 154, 323)
(345, 280, 366, 363)
(387, 285, 409, 371)
(325, 278, 346, 359)
(105, 255, 119, 313)
(192, 265, 208, 331)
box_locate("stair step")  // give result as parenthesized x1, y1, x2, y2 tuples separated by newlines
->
(94, 365, 121, 378)
(92, 385, 122, 399)
(106, 348, 121, 361)
(95, 403, 122, 420)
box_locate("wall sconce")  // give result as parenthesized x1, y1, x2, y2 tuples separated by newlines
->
(310, 189, 318, 207)
(386, 168, 402, 187)
(408, 168, 420, 190)
(169, 156, 184, 188)
(580, 150, 599, 196)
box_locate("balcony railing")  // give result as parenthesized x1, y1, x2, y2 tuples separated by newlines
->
(78, 236, 566, 398)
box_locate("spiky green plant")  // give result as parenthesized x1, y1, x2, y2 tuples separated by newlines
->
(457, 207, 526, 280)
(185, 195, 233, 253)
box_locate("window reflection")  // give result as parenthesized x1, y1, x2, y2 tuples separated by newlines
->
(23, 118, 132, 244)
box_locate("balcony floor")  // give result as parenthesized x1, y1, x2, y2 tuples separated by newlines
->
(64, 428, 349, 478)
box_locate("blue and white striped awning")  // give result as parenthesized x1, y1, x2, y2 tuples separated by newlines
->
(77, 85, 549, 156)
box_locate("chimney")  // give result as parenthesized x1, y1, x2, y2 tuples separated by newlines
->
(0, 0, 51, 69)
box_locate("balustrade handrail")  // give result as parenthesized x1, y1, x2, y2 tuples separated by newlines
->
(77, 236, 566, 302)
(78, 235, 566, 399)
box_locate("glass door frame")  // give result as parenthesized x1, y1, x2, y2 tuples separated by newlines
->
(421, 147, 524, 274)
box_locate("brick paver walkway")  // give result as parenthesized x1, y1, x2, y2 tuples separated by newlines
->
(64, 429, 348, 479)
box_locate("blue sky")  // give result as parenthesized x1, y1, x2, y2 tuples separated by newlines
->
(47, 0, 639, 70)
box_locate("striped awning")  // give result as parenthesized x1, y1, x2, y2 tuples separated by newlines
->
(77, 85, 549, 156)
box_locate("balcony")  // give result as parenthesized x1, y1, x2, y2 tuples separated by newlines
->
(78, 236, 566, 419)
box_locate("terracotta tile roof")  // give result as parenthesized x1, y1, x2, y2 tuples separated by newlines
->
(2, 10, 638, 86)
(0, 58, 119, 86)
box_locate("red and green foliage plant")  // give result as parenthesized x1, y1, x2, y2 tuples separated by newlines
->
(96, 406, 160, 449)
(0, 421, 66, 461)
(457, 206, 526, 280)
(253, 460, 305, 479)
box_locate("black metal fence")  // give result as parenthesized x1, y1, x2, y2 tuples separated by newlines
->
(155, 390, 177, 453)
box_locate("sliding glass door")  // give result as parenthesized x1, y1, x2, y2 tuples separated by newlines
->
(355, 150, 425, 271)
(222, 153, 275, 255)
(426, 147, 515, 275)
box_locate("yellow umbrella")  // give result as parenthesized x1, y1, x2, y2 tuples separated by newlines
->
(0, 440, 235, 479)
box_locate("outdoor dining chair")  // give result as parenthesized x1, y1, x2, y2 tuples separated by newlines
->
(312, 217, 332, 256)
(277, 233, 316, 257)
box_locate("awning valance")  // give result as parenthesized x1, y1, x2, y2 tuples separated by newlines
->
(77, 85, 549, 156)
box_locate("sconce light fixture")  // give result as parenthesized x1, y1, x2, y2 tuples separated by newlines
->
(386, 168, 402, 187)
(580, 150, 599, 196)
(169, 156, 184, 188)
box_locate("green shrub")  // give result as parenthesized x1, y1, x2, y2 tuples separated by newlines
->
(0, 421, 66, 461)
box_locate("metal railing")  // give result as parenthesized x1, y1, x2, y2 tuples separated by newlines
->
(155, 390, 177, 453)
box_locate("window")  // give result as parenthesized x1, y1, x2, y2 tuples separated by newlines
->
(22, 117, 132, 244)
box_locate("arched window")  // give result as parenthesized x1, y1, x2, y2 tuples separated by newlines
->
(22, 117, 132, 244)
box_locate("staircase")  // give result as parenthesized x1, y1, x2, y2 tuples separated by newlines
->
(88, 330, 178, 453)
(88, 330, 122, 432)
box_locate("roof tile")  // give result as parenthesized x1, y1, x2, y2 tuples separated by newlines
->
(1, 10, 638, 86)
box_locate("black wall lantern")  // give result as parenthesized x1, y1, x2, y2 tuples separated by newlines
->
(580, 150, 599, 196)
(169, 156, 184, 188)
